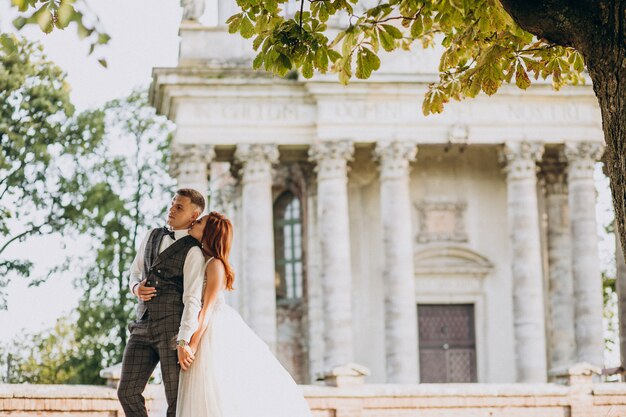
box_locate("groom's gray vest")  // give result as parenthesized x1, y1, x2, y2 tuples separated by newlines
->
(135, 227, 200, 322)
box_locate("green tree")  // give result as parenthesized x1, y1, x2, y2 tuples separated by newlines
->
(0, 39, 105, 309)
(65, 89, 173, 383)
(4, 90, 174, 384)
(5, 316, 81, 383)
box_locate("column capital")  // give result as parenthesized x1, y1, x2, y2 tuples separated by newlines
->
(308, 140, 354, 179)
(234, 143, 279, 181)
(373, 140, 417, 179)
(564, 142, 604, 180)
(169, 143, 215, 178)
(500, 141, 544, 180)
(540, 155, 568, 195)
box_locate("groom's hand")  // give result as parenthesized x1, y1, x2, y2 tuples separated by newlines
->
(177, 344, 195, 371)
(136, 279, 157, 302)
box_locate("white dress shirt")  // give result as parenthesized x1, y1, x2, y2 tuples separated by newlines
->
(129, 229, 205, 343)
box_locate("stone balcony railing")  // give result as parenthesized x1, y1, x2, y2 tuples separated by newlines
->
(3, 363, 626, 417)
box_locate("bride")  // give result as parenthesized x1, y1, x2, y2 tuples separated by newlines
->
(176, 211, 312, 417)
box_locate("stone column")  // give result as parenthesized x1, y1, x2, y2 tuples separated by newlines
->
(309, 140, 355, 370)
(565, 142, 605, 367)
(373, 140, 419, 383)
(234, 144, 279, 352)
(541, 157, 577, 374)
(170, 143, 215, 206)
(501, 141, 548, 382)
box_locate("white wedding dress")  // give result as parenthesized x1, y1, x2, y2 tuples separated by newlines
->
(176, 279, 312, 417)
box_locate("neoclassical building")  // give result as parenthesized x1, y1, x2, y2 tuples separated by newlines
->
(149, 3, 605, 385)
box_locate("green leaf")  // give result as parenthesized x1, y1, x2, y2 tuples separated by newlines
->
(56, 2, 74, 28)
(302, 58, 314, 78)
(338, 57, 352, 84)
(410, 17, 423, 38)
(315, 48, 329, 70)
(98, 58, 108, 68)
(227, 14, 243, 33)
(0, 34, 17, 54)
(378, 28, 395, 52)
(253, 52, 265, 69)
(35, 6, 54, 33)
(327, 49, 341, 62)
(98, 33, 111, 45)
(240, 17, 255, 38)
(515, 62, 531, 89)
(382, 24, 402, 39)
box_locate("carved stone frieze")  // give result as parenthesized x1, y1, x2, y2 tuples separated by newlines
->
(415, 199, 468, 243)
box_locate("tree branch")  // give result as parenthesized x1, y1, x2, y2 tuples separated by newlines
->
(0, 224, 43, 255)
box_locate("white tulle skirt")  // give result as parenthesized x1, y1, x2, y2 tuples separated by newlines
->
(176, 294, 312, 417)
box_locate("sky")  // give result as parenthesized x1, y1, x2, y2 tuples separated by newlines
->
(0, 0, 620, 366)
(0, 0, 184, 343)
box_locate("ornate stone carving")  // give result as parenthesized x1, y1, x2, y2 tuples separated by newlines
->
(564, 142, 604, 180)
(308, 140, 354, 180)
(273, 163, 309, 198)
(540, 153, 568, 196)
(209, 162, 237, 214)
(499, 142, 544, 180)
(413, 246, 493, 277)
(415, 199, 468, 243)
(234, 144, 279, 182)
(169, 143, 215, 178)
(447, 123, 469, 148)
(181, 0, 205, 21)
(373, 140, 417, 179)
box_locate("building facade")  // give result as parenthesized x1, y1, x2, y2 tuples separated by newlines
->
(150, 3, 606, 385)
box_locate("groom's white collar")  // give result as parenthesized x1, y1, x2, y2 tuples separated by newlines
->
(171, 229, 189, 240)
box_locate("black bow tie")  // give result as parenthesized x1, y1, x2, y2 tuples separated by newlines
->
(163, 227, 176, 240)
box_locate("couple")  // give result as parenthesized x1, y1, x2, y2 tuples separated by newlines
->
(117, 189, 312, 417)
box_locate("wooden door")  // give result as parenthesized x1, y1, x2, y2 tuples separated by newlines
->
(418, 304, 477, 383)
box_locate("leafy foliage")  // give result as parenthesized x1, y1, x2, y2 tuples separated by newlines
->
(3, 316, 81, 383)
(3, 0, 110, 65)
(3, 90, 174, 384)
(226, 0, 586, 114)
(0, 39, 105, 309)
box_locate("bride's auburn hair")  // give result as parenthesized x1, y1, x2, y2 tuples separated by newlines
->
(200, 211, 235, 290)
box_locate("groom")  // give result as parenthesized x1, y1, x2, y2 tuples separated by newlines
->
(118, 189, 205, 417)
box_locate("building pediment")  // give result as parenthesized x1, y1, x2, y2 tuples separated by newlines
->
(414, 245, 494, 277)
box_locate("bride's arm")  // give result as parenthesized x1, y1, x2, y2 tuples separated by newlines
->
(188, 259, 226, 354)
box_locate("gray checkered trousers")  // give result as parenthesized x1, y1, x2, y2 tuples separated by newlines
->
(118, 227, 200, 417)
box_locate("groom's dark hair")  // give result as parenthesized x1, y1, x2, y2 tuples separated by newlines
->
(176, 188, 206, 213)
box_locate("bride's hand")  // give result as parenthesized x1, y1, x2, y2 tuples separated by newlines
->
(189, 341, 198, 354)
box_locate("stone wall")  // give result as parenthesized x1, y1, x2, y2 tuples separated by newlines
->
(0, 383, 156, 417)
(4, 368, 626, 417)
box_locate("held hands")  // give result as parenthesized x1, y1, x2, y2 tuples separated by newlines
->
(135, 279, 157, 302)
(177, 343, 195, 371)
